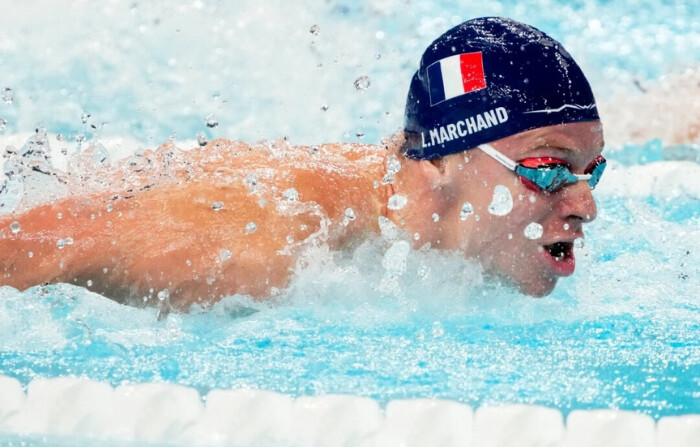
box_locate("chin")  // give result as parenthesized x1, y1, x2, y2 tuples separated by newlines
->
(517, 277, 558, 297)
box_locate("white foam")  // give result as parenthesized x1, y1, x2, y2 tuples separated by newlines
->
(2, 375, 698, 446)
(597, 160, 700, 200)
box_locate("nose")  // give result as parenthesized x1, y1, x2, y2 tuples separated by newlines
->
(558, 181, 598, 223)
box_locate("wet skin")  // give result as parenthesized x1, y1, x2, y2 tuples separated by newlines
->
(390, 121, 605, 296)
(0, 121, 603, 307)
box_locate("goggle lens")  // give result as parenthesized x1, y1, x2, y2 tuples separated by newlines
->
(515, 155, 606, 193)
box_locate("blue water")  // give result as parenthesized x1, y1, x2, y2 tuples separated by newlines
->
(1, 0, 699, 426)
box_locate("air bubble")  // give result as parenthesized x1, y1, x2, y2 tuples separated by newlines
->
(563, 223, 570, 230)
(197, 131, 208, 147)
(64, 237, 73, 245)
(488, 185, 513, 216)
(574, 238, 585, 249)
(309, 24, 320, 35)
(106, 204, 113, 213)
(354, 76, 371, 91)
(10, 221, 20, 233)
(283, 188, 299, 201)
(245, 222, 257, 234)
(387, 194, 407, 210)
(57, 213, 62, 219)
(524, 222, 543, 240)
(87, 280, 93, 287)
(2, 88, 14, 105)
(344, 208, 356, 220)
(211, 201, 224, 211)
(0, 118, 6, 132)
(432, 213, 440, 222)
(28, 252, 33, 258)
(57, 239, 66, 249)
(286, 235, 294, 244)
(205, 114, 218, 128)
(460, 202, 474, 221)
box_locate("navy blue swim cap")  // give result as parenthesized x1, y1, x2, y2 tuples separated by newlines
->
(403, 17, 600, 159)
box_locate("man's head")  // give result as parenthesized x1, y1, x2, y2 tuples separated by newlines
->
(395, 17, 605, 295)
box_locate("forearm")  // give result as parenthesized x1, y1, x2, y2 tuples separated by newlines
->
(0, 197, 111, 291)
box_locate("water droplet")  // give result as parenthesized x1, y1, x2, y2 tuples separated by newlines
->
(524, 222, 543, 240)
(186, 259, 192, 266)
(354, 76, 371, 91)
(218, 249, 232, 263)
(282, 188, 299, 201)
(157, 289, 170, 301)
(563, 223, 570, 230)
(64, 237, 73, 245)
(197, 131, 208, 147)
(387, 194, 407, 210)
(245, 222, 257, 234)
(309, 24, 320, 35)
(413, 232, 420, 241)
(488, 185, 513, 216)
(529, 194, 536, 204)
(432, 213, 440, 222)
(10, 221, 20, 233)
(57, 239, 66, 249)
(508, 233, 513, 240)
(205, 114, 218, 128)
(87, 280, 93, 287)
(57, 213, 63, 219)
(344, 208, 356, 220)
(0, 118, 6, 132)
(106, 204, 113, 213)
(28, 251, 33, 258)
(386, 154, 401, 174)
(211, 201, 224, 211)
(321, 104, 329, 111)
(244, 173, 258, 193)
(460, 202, 474, 221)
(2, 88, 14, 105)
(286, 235, 294, 244)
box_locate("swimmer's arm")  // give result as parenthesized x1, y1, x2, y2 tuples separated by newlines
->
(0, 182, 304, 308)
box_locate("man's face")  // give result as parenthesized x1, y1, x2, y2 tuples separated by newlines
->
(434, 121, 605, 296)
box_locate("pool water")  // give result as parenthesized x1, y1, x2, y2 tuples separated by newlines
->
(1, 0, 699, 444)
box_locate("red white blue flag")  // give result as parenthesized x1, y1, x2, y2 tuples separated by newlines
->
(427, 52, 486, 106)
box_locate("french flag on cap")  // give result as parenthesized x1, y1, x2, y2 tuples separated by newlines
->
(427, 52, 486, 106)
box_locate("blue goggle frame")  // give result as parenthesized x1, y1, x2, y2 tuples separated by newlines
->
(478, 143, 606, 193)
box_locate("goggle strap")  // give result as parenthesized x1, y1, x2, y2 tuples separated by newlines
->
(478, 144, 518, 171)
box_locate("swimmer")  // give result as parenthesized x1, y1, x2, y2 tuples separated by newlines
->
(0, 17, 605, 309)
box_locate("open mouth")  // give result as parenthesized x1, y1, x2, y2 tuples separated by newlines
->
(543, 241, 573, 261)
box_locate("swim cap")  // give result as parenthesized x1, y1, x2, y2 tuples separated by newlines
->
(403, 17, 600, 159)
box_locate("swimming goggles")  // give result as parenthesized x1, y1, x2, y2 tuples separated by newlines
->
(477, 143, 606, 193)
